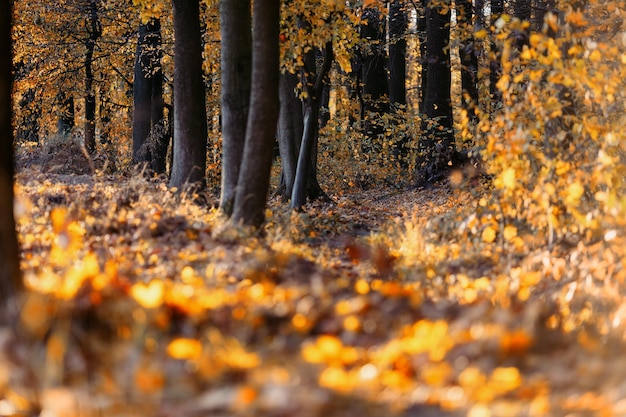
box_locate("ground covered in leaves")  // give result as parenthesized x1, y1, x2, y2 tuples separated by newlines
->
(3, 159, 626, 417)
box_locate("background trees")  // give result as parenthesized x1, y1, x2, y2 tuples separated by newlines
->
(11, 0, 626, 231)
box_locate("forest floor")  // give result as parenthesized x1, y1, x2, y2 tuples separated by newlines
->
(4, 143, 626, 417)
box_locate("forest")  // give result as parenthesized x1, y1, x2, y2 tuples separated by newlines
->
(1, 0, 625, 415)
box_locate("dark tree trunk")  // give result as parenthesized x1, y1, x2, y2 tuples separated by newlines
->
(170, 0, 208, 190)
(56, 90, 75, 136)
(360, 7, 389, 145)
(388, 0, 409, 165)
(132, 21, 155, 162)
(291, 43, 333, 210)
(388, 0, 407, 107)
(99, 94, 111, 145)
(533, 0, 556, 34)
(219, 0, 252, 215)
(133, 19, 167, 173)
(277, 72, 303, 200)
(416, 0, 455, 184)
(17, 88, 40, 143)
(417, 0, 428, 114)
(84, 0, 101, 154)
(513, 0, 532, 50)
(490, 0, 504, 108)
(0, 0, 23, 302)
(232, 0, 280, 227)
(457, 0, 479, 123)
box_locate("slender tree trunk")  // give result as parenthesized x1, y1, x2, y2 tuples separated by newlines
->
(416, 0, 455, 184)
(277, 72, 303, 200)
(232, 0, 280, 227)
(132, 22, 153, 162)
(388, 0, 407, 107)
(360, 7, 389, 145)
(490, 0, 504, 109)
(417, 0, 427, 114)
(513, 0, 532, 50)
(17, 89, 40, 143)
(170, 0, 208, 190)
(57, 90, 75, 136)
(533, 0, 556, 33)
(457, 0, 479, 123)
(84, 0, 100, 154)
(0, 0, 23, 302)
(219, 0, 252, 215)
(290, 43, 333, 210)
(388, 0, 409, 165)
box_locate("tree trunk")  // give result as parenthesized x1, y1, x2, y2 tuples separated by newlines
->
(388, 0, 409, 165)
(417, 0, 428, 115)
(490, 0, 504, 109)
(360, 7, 389, 146)
(84, 0, 100, 154)
(133, 18, 167, 173)
(533, 0, 556, 33)
(231, 0, 280, 227)
(56, 90, 75, 136)
(132, 21, 154, 163)
(17, 88, 40, 143)
(388, 0, 407, 107)
(170, 0, 208, 190)
(290, 43, 333, 210)
(0, 0, 23, 302)
(457, 0, 479, 123)
(277, 72, 303, 200)
(416, 0, 455, 184)
(513, 0, 532, 50)
(219, 0, 252, 215)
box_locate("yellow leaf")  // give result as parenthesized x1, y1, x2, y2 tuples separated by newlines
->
(50, 207, 67, 233)
(490, 367, 522, 392)
(317, 335, 343, 358)
(564, 182, 584, 206)
(474, 29, 488, 40)
(482, 226, 497, 243)
(501, 168, 516, 189)
(503, 225, 517, 241)
(167, 338, 202, 360)
(131, 280, 165, 309)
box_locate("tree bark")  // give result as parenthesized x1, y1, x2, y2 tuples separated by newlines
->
(84, 0, 101, 154)
(360, 7, 389, 145)
(0, 0, 23, 302)
(170, 0, 208, 190)
(513, 0, 532, 50)
(56, 90, 75, 136)
(417, 0, 428, 115)
(388, 0, 407, 107)
(490, 0, 504, 109)
(132, 21, 155, 163)
(219, 0, 252, 215)
(457, 0, 479, 123)
(291, 43, 333, 210)
(388, 0, 409, 165)
(232, 0, 280, 227)
(277, 72, 303, 200)
(17, 88, 40, 143)
(416, 0, 455, 184)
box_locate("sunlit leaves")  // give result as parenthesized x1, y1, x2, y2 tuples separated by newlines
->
(167, 337, 202, 360)
(130, 280, 165, 308)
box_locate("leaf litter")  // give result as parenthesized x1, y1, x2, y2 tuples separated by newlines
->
(4, 167, 626, 417)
